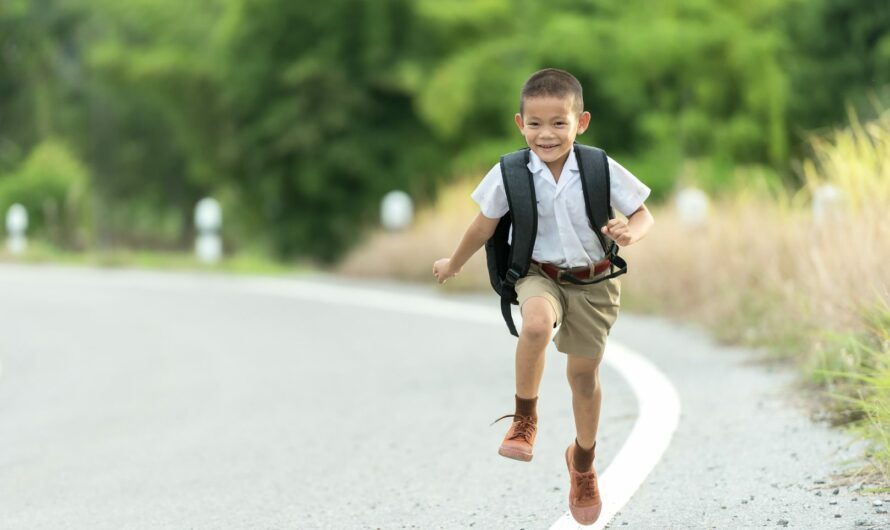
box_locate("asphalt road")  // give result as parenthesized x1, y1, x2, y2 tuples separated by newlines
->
(0, 264, 886, 529)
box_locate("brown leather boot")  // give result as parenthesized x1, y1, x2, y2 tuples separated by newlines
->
(565, 442, 602, 524)
(492, 414, 537, 462)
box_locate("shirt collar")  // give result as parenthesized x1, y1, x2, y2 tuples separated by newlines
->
(526, 147, 580, 176)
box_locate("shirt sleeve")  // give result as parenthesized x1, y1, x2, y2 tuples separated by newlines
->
(608, 157, 651, 217)
(471, 163, 510, 219)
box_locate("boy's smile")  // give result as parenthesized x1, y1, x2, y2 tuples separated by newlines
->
(515, 96, 591, 179)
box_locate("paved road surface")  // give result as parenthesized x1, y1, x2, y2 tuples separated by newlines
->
(0, 265, 886, 529)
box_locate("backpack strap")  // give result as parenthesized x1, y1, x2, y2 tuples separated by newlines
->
(562, 144, 628, 285)
(499, 148, 537, 336)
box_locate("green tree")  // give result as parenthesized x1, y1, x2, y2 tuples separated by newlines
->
(4, 0, 889, 260)
(784, 0, 890, 135)
(81, 0, 227, 247)
(0, 0, 86, 170)
(415, 0, 792, 193)
(221, 0, 444, 261)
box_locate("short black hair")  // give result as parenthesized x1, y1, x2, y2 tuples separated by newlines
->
(519, 68, 584, 116)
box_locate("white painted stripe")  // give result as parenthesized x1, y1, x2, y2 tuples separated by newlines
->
(233, 278, 504, 326)
(0, 267, 681, 527)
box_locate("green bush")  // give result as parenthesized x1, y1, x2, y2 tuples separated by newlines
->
(0, 140, 91, 248)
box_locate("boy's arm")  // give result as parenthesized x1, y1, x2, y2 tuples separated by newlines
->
(601, 203, 654, 247)
(433, 213, 500, 284)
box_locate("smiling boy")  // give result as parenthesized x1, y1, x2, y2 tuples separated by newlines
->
(432, 68, 653, 525)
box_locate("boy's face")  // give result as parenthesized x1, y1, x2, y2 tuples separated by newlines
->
(514, 95, 590, 166)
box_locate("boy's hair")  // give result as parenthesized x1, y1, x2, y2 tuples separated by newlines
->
(519, 68, 584, 116)
(519, 68, 584, 114)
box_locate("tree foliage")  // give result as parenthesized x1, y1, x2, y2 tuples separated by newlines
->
(784, 0, 890, 134)
(0, 0, 85, 169)
(416, 0, 790, 170)
(220, 0, 444, 260)
(0, 0, 887, 260)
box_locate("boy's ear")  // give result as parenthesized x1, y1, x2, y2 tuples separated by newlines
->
(577, 111, 591, 134)
(514, 113, 524, 131)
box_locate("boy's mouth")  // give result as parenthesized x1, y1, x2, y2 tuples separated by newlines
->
(537, 143, 560, 150)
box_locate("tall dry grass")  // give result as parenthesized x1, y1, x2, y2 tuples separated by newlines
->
(621, 113, 890, 482)
(622, 113, 890, 351)
(338, 179, 491, 291)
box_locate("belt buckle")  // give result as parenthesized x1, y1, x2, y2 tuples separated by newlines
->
(556, 265, 583, 285)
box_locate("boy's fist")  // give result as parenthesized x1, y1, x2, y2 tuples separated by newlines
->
(601, 219, 635, 246)
(432, 258, 461, 284)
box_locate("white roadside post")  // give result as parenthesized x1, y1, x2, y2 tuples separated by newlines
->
(194, 197, 222, 264)
(812, 184, 845, 225)
(380, 190, 414, 231)
(675, 187, 709, 228)
(6, 203, 28, 255)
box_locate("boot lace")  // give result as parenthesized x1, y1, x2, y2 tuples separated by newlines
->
(575, 471, 598, 501)
(490, 414, 537, 443)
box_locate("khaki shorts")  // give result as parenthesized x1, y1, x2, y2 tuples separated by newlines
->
(515, 262, 621, 361)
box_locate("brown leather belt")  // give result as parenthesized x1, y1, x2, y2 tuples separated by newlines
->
(531, 258, 612, 283)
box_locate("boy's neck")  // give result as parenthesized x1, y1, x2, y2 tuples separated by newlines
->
(544, 153, 570, 182)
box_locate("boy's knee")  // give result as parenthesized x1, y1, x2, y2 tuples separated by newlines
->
(520, 317, 552, 344)
(520, 297, 556, 344)
(568, 361, 601, 396)
(569, 373, 599, 397)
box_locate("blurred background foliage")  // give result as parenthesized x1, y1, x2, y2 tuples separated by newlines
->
(1, 0, 888, 262)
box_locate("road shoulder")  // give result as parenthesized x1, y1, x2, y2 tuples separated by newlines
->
(607, 314, 888, 529)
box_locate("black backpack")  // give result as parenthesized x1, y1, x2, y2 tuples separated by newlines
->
(485, 143, 628, 336)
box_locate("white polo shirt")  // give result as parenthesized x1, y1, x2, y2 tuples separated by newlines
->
(471, 149, 651, 267)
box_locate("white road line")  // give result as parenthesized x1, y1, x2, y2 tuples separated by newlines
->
(0, 268, 681, 527)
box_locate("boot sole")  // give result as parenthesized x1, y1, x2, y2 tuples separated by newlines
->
(498, 446, 533, 462)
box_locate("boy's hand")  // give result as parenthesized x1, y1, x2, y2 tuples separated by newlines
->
(601, 219, 635, 246)
(432, 258, 461, 284)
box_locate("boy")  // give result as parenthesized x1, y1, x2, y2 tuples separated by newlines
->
(432, 68, 653, 525)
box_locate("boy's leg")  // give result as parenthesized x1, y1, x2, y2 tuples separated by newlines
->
(566, 354, 603, 450)
(496, 295, 557, 461)
(552, 277, 617, 525)
(516, 296, 557, 398)
(563, 353, 604, 525)
(555, 277, 618, 462)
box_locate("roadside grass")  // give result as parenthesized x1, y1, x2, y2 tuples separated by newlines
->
(0, 240, 304, 276)
(617, 113, 890, 484)
(811, 302, 890, 486)
(337, 179, 491, 291)
(338, 112, 890, 484)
